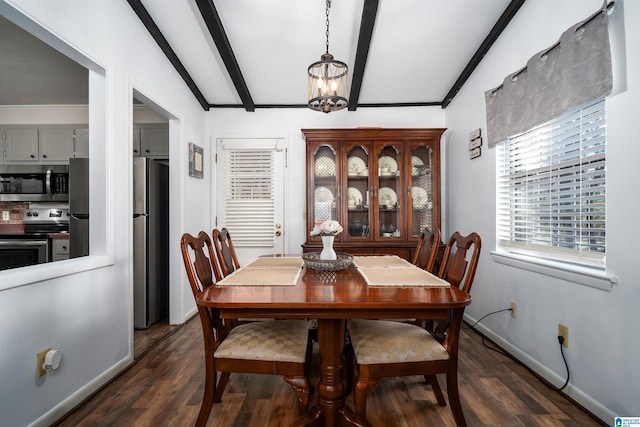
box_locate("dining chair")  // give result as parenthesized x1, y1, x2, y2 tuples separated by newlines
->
(212, 227, 241, 277)
(412, 227, 441, 273)
(180, 231, 312, 427)
(346, 231, 481, 426)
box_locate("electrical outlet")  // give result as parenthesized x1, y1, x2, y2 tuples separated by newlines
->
(510, 301, 517, 318)
(558, 324, 569, 348)
(37, 347, 52, 378)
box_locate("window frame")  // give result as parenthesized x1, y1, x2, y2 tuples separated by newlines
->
(492, 99, 616, 291)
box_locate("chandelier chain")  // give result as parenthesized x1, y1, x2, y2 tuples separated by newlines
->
(325, 0, 331, 54)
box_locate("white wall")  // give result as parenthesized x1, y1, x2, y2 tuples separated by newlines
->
(206, 107, 446, 256)
(0, 1, 207, 426)
(444, 0, 639, 421)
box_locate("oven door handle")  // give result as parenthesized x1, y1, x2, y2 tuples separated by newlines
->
(0, 240, 48, 247)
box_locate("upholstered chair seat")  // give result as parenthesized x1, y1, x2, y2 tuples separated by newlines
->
(348, 319, 449, 365)
(215, 319, 310, 363)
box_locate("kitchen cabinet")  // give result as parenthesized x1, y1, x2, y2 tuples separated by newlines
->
(302, 128, 445, 261)
(40, 127, 75, 162)
(2, 128, 39, 163)
(74, 128, 89, 158)
(133, 124, 168, 159)
(50, 236, 70, 261)
(1, 125, 88, 164)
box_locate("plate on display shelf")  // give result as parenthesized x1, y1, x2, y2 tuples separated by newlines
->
(315, 157, 336, 177)
(378, 187, 398, 208)
(412, 187, 429, 209)
(347, 187, 363, 209)
(378, 156, 398, 175)
(315, 186, 335, 204)
(347, 157, 367, 176)
(411, 156, 424, 175)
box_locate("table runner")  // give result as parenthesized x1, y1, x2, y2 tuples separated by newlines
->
(358, 266, 450, 287)
(245, 256, 303, 268)
(217, 266, 302, 286)
(353, 255, 414, 268)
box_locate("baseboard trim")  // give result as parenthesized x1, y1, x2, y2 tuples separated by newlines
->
(30, 357, 131, 427)
(464, 313, 613, 424)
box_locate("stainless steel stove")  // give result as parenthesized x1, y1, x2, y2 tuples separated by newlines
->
(0, 203, 70, 270)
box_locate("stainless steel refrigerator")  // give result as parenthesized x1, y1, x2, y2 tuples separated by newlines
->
(133, 157, 169, 329)
(69, 157, 90, 258)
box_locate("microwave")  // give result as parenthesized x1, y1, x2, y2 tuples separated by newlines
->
(0, 165, 69, 202)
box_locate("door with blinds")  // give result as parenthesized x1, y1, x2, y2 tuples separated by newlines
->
(216, 138, 285, 265)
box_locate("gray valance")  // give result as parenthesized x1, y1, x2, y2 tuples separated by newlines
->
(485, 2, 613, 148)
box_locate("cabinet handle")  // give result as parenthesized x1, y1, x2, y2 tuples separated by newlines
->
(31, 154, 35, 158)
(42, 154, 47, 158)
(62, 246, 67, 250)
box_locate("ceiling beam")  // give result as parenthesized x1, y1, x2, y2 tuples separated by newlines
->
(126, 0, 210, 111)
(194, 0, 255, 112)
(440, 0, 526, 108)
(348, 0, 379, 111)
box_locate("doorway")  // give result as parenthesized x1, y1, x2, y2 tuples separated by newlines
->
(216, 138, 286, 264)
(131, 90, 173, 358)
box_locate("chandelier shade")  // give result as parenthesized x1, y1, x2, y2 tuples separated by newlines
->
(307, 0, 348, 113)
(308, 53, 349, 113)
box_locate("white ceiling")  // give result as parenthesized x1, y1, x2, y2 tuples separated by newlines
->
(0, 0, 520, 110)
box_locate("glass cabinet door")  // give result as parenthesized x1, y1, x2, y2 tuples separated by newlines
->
(345, 144, 371, 240)
(311, 145, 339, 239)
(409, 145, 434, 238)
(376, 144, 402, 240)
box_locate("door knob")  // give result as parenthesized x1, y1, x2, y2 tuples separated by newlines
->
(275, 231, 282, 237)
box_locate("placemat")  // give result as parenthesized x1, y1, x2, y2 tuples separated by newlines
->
(217, 266, 302, 286)
(245, 257, 303, 268)
(358, 266, 450, 287)
(353, 255, 414, 268)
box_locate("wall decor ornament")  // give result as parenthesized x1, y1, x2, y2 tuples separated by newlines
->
(188, 143, 203, 178)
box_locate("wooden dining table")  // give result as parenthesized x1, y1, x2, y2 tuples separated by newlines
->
(196, 256, 472, 427)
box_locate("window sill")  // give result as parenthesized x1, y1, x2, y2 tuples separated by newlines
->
(0, 255, 113, 292)
(490, 251, 617, 291)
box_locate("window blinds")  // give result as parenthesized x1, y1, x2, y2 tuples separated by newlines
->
(219, 148, 275, 247)
(496, 99, 606, 268)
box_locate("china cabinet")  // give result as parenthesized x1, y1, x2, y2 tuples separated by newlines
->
(302, 128, 445, 261)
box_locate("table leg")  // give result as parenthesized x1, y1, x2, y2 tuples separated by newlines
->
(291, 318, 370, 427)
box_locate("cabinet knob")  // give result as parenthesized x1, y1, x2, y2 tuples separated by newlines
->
(31, 154, 35, 158)
(42, 154, 47, 158)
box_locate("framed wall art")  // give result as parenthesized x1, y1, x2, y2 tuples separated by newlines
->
(188, 142, 204, 178)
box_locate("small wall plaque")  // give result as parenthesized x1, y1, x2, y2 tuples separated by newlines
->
(189, 143, 203, 178)
(469, 147, 481, 159)
(469, 137, 482, 150)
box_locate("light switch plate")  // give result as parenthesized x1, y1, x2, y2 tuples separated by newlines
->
(469, 128, 481, 141)
(2, 211, 9, 221)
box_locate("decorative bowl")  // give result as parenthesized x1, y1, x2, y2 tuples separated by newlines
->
(302, 252, 354, 271)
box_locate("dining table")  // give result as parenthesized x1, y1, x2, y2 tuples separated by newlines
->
(196, 255, 472, 427)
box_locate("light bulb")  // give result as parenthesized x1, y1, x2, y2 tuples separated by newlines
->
(317, 78, 324, 89)
(331, 80, 338, 91)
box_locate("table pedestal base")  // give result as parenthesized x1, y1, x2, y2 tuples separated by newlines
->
(291, 319, 370, 427)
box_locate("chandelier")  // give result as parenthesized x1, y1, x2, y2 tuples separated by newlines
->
(307, 0, 348, 113)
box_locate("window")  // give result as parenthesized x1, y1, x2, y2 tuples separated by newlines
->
(496, 99, 606, 269)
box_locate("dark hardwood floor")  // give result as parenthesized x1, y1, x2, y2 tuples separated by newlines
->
(56, 317, 606, 426)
